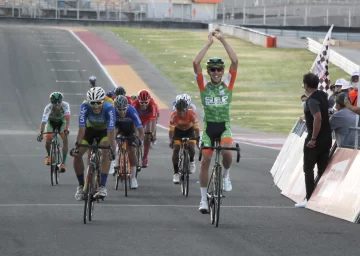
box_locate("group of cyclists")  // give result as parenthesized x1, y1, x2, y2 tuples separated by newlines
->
(37, 28, 239, 213)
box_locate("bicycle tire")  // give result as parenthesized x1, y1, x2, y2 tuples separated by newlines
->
(88, 165, 96, 222)
(184, 152, 190, 197)
(180, 153, 185, 195)
(83, 166, 92, 224)
(208, 169, 216, 224)
(214, 165, 222, 227)
(136, 146, 142, 178)
(55, 144, 61, 185)
(50, 143, 56, 186)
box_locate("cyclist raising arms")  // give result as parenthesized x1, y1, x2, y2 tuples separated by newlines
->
(114, 95, 144, 189)
(37, 92, 70, 173)
(169, 98, 200, 184)
(71, 87, 116, 200)
(193, 28, 238, 213)
(131, 89, 157, 168)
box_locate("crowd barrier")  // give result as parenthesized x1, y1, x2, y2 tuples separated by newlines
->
(209, 23, 276, 48)
(271, 120, 360, 223)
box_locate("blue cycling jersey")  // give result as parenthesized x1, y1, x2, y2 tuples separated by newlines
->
(115, 105, 142, 128)
(79, 101, 115, 130)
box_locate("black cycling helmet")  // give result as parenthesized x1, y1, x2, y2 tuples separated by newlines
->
(206, 57, 225, 69)
(175, 99, 188, 111)
(114, 86, 126, 96)
(89, 76, 96, 87)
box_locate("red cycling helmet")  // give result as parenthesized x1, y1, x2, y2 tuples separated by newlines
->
(138, 89, 151, 102)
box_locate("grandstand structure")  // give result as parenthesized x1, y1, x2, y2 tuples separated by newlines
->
(0, 0, 219, 21)
(217, 0, 360, 27)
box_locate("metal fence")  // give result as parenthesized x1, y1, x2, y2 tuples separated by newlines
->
(0, 0, 147, 20)
(217, 0, 360, 27)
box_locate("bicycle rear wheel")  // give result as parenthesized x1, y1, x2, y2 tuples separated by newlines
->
(50, 143, 56, 186)
(135, 146, 142, 178)
(214, 165, 222, 227)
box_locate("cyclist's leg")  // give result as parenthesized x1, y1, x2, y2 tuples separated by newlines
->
(186, 127, 196, 174)
(127, 136, 138, 187)
(142, 121, 151, 167)
(172, 142, 181, 184)
(220, 122, 233, 192)
(44, 121, 53, 165)
(73, 128, 91, 200)
(199, 122, 213, 211)
(58, 120, 68, 172)
(98, 129, 110, 196)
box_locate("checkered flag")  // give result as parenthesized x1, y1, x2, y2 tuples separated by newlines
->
(310, 25, 334, 92)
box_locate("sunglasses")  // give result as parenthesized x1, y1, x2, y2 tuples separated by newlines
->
(52, 102, 62, 105)
(139, 101, 149, 106)
(208, 67, 224, 72)
(117, 107, 127, 112)
(89, 101, 103, 106)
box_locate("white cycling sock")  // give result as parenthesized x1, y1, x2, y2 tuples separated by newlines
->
(223, 168, 230, 178)
(130, 166, 136, 179)
(200, 187, 207, 201)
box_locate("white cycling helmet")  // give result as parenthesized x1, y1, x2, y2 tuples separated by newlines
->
(87, 87, 105, 102)
(180, 93, 191, 105)
(175, 94, 182, 102)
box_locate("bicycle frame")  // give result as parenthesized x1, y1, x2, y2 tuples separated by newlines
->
(199, 138, 241, 227)
(115, 135, 132, 196)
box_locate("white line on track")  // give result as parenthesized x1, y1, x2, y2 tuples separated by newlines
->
(51, 69, 86, 72)
(39, 45, 71, 47)
(56, 80, 88, 83)
(61, 92, 85, 95)
(0, 204, 294, 209)
(44, 52, 75, 54)
(47, 59, 80, 62)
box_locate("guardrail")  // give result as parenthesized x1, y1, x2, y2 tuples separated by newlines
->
(209, 23, 276, 48)
(307, 37, 359, 75)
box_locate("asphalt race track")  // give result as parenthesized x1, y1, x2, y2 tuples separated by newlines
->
(0, 25, 358, 256)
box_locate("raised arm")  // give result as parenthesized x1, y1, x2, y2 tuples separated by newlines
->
(193, 32, 214, 74)
(214, 29, 238, 72)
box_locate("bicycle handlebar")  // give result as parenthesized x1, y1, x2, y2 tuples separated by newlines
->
(198, 143, 241, 163)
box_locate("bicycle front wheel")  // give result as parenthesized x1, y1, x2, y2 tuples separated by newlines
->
(214, 165, 222, 227)
(50, 143, 56, 186)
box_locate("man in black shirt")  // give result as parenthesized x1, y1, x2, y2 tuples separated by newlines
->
(295, 73, 332, 208)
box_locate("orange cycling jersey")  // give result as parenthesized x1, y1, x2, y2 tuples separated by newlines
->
(169, 109, 199, 131)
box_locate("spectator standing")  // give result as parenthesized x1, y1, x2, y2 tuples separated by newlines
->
(329, 93, 357, 147)
(295, 73, 332, 208)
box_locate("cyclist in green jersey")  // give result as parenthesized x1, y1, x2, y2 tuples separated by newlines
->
(193, 28, 238, 213)
(37, 92, 71, 173)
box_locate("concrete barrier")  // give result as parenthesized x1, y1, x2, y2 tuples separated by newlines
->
(209, 23, 276, 48)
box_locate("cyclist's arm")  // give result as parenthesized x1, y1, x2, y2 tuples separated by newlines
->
(40, 104, 51, 134)
(76, 127, 86, 145)
(63, 102, 71, 130)
(169, 112, 176, 141)
(219, 35, 238, 72)
(77, 103, 88, 145)
(137, 127, 144, 141)
(193, 32, 213, 74)
(169, 129, 174, 142)
(128, 106, 145, 141)
(106, 105, 116, 150)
